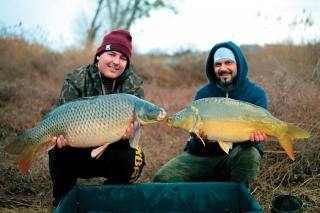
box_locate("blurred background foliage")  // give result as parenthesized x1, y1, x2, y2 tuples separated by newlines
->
(0, 20, 319, 212)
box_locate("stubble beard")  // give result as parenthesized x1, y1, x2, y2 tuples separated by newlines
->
(218, 71, 234, 86)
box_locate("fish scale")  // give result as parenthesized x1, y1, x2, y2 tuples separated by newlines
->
(54, 94, 132, 146)
(5, 93, 166, 174)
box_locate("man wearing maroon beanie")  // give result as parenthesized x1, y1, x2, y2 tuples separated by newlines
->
(48, 29, 146, 207)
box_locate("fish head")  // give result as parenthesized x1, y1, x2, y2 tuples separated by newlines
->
(135, 99, 166, 125)
(166, 108, 196, 132)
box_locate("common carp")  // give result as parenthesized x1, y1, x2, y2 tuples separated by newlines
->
(166, 97, 309, 160)
(5, 93, 166, 174)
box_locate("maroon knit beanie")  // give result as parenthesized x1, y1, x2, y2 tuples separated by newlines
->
(96, 29, 132, 64)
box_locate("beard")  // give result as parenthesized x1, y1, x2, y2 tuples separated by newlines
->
(219, 78, 234, 86)
(218, 71, 235, 86)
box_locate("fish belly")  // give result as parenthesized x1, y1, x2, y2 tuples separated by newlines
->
(66, 120, 130, 147)
(202, 120, 252, 142)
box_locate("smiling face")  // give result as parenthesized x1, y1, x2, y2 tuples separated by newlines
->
(96, 51, 128, 79)
(213, 58, 237, 90)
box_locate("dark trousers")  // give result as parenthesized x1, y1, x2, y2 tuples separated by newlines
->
(48, 140, 145, 198)
(153, 145, 260, 189)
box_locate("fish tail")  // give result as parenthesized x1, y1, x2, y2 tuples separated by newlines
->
(18, 144, 37, 174)
(278, 124, 310, 161)
(278, 135, 295, 161)
(4, 131, 38, 175)
(4, 133, 28, 155)
(287, 123, 310, 139)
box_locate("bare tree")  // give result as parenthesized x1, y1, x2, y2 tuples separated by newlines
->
(85, 0, 180, 49)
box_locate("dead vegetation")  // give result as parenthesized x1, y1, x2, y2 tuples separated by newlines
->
(0, 29, 319, 212)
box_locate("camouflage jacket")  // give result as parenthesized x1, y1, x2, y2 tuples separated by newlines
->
(59, 63, 144, 105)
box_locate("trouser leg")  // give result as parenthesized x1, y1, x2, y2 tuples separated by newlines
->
(153, 153, 216, 182)
(49, 146, 78, 198)
(153, 145, 261, 188)
(97, 143, 145, 184)
(226, 145, 261, 189)
(72, 140, 145, 184)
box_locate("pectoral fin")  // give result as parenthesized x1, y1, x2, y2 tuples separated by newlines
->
(91, 143, 109, 159)
(218, 141, 233, 154)
(129, 122, 141, 149)
(226, 142, 233, 150)
(193, 131, 206, 146)
(45, 143, 56, 151)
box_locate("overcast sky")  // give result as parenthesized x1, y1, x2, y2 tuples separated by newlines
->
(1, 0, 319, 54)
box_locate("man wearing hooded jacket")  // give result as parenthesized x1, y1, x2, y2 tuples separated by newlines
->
(153, 41, 268, 189)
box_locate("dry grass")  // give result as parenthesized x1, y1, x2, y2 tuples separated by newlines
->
(0, 29, 319, 213)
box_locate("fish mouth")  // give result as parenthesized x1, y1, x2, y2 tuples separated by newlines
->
(157, 109, 167, 121)
(166, 118, 173, 127)
(137, 108, 167, 125)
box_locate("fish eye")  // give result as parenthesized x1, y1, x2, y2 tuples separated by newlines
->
(147, 105, 156, 111)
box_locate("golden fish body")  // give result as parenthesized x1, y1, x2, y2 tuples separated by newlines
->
(5, 94, 166, 174)
(166, 98, 309, 160)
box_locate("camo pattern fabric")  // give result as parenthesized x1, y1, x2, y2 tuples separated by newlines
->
(153, 145, 261, 189)
(59, 63, 144, 105)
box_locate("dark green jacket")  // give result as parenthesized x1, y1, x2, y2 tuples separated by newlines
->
(59, 63, 144, 105)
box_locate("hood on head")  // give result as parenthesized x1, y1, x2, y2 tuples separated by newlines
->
(206, 41, 248, 89)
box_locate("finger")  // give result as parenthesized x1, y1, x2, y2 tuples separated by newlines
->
(199, 130, 207, 140)
(56, 137, 62, 148)
(127, 123, 133, 132)
(124, 130, 130, 138)
(126, 125, 133, 135)
(61, 137, 66, 146)
(254, 131, 262, 141)
(51, 136, 57, 144)
(130, 123, 135, 132)
(122, 135, 127, 140)
(249, 132, 255, 142)
(202, 133, 207, 140)
(262, 133, 268, 142)
(58, 135, 65, 148)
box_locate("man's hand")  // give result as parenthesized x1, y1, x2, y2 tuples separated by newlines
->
(249, 130, 269, 143)
(51, 135, 70, 148)
(191, 130, 216, 145)
(122, 123, 135, 140)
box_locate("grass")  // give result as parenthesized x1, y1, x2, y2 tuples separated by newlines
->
(0, 30, 319, 212)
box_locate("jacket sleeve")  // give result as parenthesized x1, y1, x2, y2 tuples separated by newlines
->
(250, 84, 268, 110)
(58, 72, 83, 105)
(59, 80, 81, 105)
(132, 78, 145, 99)
(121, 73, 145, 99)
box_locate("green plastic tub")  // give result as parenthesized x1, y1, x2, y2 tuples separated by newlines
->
(55, 182, 263, 213)
(270, 194, 303, 213)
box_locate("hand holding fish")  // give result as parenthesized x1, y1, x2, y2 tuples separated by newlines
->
(191, 130, 217, 145)
(122, 123, 135, 140)
(249, 130, 269, 143)
(51, 135, 70, 148)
